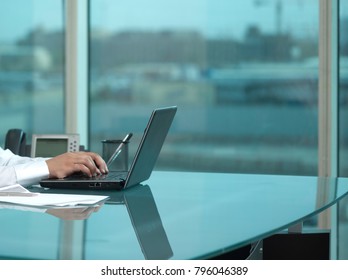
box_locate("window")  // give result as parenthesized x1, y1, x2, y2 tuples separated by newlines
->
(89, 0, 319, 175)
(0, 0, 65, 147)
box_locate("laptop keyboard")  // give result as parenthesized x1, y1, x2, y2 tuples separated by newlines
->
(105, 172, 128, 180)
(67, 171, 127, 180)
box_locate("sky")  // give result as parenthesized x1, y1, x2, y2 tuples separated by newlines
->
(0, 0, 325, 43)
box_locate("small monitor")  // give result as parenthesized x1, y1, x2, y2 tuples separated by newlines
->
(31, 134, 80, 157)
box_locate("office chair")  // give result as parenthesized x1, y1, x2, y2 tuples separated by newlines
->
(4, 128, 28, 156)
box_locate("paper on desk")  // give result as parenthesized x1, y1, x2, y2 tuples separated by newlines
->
(0, 184, 109, 207)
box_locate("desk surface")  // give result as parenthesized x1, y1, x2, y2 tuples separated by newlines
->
(0, 171, 347, 260)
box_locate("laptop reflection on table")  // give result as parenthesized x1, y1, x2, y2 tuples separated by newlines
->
(108, 184, 173, 260)
(31, 184, 173, 260)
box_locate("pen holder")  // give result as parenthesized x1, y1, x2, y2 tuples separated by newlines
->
(102, 139, 129, 171)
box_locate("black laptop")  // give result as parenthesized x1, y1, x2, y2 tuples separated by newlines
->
(39, 106, 177, 190)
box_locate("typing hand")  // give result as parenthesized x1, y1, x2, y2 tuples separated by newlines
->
(46, 151, 109, 179)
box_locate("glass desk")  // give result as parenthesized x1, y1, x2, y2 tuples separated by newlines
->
(0, 171, 348, 260)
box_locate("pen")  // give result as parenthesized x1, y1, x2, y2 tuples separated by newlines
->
(0, 192, 38, 197)
(107, 133, 133, 167)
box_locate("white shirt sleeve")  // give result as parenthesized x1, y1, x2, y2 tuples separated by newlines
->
(0, 148, 50, 187)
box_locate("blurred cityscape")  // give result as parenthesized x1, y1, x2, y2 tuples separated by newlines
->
(1, 24, 321, 103)
(1, 18, 348, 175)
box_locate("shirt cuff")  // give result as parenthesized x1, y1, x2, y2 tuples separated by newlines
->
(14, 161, 50, 187)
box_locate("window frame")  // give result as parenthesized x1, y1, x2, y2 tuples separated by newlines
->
(318, 0, 339, 178)
(65, 0, 89, 146)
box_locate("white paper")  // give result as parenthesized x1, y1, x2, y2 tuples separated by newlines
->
(0, 193, 109, 207)
(0, 184, 109, 207)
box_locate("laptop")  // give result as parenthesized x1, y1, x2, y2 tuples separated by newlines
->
(39, 106, 177, 190)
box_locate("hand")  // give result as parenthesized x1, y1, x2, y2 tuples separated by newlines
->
(46, 205, 102, 220)
(46, 151, 109, 179)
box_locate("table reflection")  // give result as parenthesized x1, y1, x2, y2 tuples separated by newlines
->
(0, 202, 103, 220)
(32, 184, 173, 260)
(85, 184, 173, 260)
(122, 185, 173, 260)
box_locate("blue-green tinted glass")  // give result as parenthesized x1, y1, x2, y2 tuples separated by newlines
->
(0, 173, 347, 259)
(0, 0, 64, 147)
(89, 0, 319, 175)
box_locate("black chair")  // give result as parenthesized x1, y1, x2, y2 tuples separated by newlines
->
(4, 128, 27, 156)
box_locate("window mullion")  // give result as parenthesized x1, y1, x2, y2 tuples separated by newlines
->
(65, 0, 88, 146)
(318, 0, 338, 178)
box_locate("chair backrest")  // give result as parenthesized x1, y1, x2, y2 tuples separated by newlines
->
(4, 129, 27, 156)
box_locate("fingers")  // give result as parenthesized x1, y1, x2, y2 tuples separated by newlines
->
(86, 152, 109, 174)
(76, 154, 100, 177)
(46, 151, 108, 179)
(73, 152, 108, 177)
